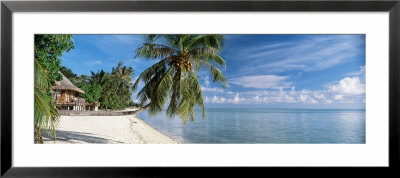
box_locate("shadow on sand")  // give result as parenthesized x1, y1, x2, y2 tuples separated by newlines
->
(42, 129, 124, 144)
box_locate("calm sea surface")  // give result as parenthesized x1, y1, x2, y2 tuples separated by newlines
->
(137, 108, 365, 144)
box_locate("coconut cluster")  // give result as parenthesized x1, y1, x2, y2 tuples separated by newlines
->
(173, 58, 192, 71)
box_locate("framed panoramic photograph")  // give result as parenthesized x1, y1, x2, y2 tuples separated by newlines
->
(1, 0, 399, 177)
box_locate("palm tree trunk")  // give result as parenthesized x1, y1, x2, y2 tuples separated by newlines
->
(132, 103, 151, 115)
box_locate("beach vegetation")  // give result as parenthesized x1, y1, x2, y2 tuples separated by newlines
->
(61, 62, 135, 110)
(34, 34, 74, 143)
(133, 35, 227, 124)
(81, 83, 102, 103)
(60, 66, 78, 79)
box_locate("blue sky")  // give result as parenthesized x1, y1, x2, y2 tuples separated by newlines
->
(61, 34, 365, 109)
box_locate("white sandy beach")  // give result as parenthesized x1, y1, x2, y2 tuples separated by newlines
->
(43, 115, 178, 144)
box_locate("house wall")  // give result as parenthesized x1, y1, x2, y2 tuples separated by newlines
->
(55, 89, 84, 103)
(72, 91, 75, 100)
(58, 91, 65, 103)
(58, 90, 75, 103)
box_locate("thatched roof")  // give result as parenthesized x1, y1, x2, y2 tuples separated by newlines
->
(52, 72, 85, 94)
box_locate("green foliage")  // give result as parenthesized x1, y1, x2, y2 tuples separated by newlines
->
(60, 66, 77, 79)
(34, 58, 60, 143)
(81, 83, 102, 103)
(102, 62, 135, 110)
(129, 101, 141, 107)
(102, 89, 125, 110)
(34, 34, 74, 143)
(65, 62, 134, 110)
(134, 35, 227, 124)
(35, 35, 74, 84)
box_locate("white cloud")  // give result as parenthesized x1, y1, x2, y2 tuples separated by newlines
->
(299, 94, 318, 104)
(204, 96, 210, 103)
(204, 76, 210, 87)
(252, 96, 261, 103)
(334, 95, 343, 100)
(203, 85, 363, 105)
(328, 77, 365, 95)
(244, 43, 295, 59)
(346, 65, 365, 76)
(283, 96, 297, 103)
(204, 75, 365, 106)
(201, 86, 224, 93)
(226, 91, 234, 95)
(229, 75, 291, 89)
(299, 94, 308, 103)
(239, 35, 363, 73)
(205, 94, 242, 104)
(205, 93, 246, 104)
(243, 42, 294, 54)
(340, 99, 354, 104)
(313, 91, 326, 99)
(211, 96, 226, 104)
(232, 93, 242, 104)
(84, 60, 102, 66)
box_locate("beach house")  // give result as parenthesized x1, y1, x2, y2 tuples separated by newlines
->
(52, 73, 87, 111)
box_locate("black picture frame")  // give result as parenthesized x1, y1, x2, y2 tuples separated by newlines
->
(1, 0, 399, 177)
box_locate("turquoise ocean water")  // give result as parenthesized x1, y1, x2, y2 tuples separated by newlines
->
(137, 108, 365, 144)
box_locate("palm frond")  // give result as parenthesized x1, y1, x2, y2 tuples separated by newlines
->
(135, 43, 176, 60)
(34, 58, 59, 143)
(148, 67, 174, 115)
(189, 70, 206, 118)
(188, 35, 225, 50)
(192, 59, 227, 88)
(133, 58, 170, 91)
(166, 67, 183, 118)
(189, 47, 226, 67)
(177, 70, 206, 123)
(178, 35, 192, 52)
(136, 63, 169, 106)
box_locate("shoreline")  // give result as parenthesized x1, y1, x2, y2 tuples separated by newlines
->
(43, 115, 179, 144)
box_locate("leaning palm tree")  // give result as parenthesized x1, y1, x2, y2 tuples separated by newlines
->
(133, 35, 227, 124)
